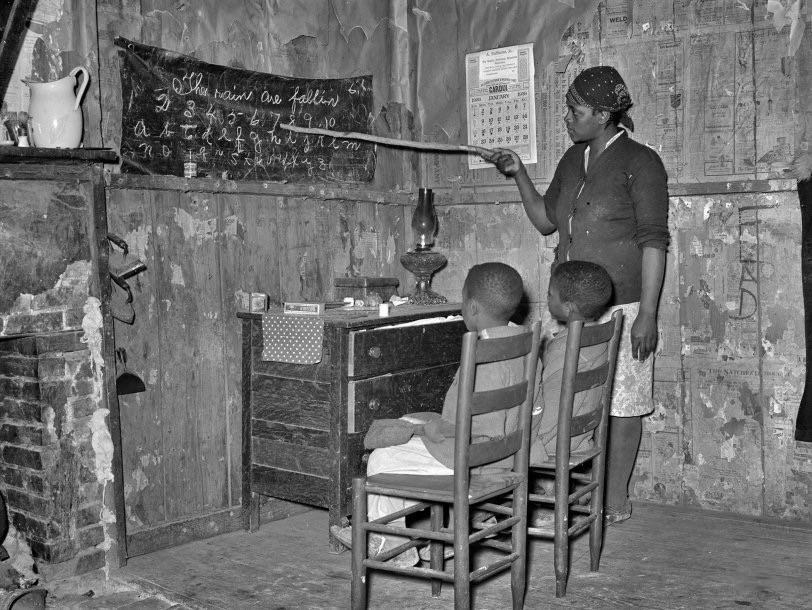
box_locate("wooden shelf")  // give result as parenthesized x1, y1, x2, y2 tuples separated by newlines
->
(426, 177, 799, 206)
(108, 172, 416, 203)
(0, 145, 118, 164)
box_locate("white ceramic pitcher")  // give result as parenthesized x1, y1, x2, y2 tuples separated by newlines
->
(27, 66, 89, 148)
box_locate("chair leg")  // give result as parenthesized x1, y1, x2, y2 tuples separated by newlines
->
(351, 477, 368, 610)
(554, 486, 569, 598)
(453, 507, 471, 610)
(430, 504, 444, 598)
(511, 482, 528, 610)
(589, 472, 605, 571)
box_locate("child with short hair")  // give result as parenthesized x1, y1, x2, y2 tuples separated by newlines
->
(331, 261, 527, 566)
(530, 259, 614, 465)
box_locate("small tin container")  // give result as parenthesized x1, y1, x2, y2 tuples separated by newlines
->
(250, 292, 269, 312)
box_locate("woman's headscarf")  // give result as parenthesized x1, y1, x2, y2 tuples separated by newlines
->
(565, 66, 635, 132)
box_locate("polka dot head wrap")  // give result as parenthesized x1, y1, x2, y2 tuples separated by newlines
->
(566, 66, 634, 131)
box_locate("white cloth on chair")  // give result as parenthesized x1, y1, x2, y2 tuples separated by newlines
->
(366, 436, 453, 527)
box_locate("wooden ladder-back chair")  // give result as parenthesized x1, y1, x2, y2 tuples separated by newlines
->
(527, 310, 623, 597)
(350, 321, 541, 609)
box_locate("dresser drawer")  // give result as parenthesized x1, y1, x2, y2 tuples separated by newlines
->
(347, 363, 458, 433)
(347, 320, 466, 378)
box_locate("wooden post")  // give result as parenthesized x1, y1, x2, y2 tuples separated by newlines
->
(797, 178, 812, 441)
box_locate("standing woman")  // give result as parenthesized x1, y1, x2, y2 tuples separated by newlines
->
(483, 66, 669, 524)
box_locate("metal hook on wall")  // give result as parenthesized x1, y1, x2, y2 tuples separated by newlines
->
(110, 277, 135, 324)
(109, 259, 148, 305)
(107, 232, 128, 256)
(110, 272, 134, 303)
(113, 259, 148, 282)
(106, 233, 147, 323)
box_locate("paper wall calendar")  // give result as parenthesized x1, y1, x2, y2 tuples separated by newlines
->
(465, 43, 537, 170)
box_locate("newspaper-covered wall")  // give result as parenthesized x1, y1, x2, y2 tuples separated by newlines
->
(421, 0, 810, 188)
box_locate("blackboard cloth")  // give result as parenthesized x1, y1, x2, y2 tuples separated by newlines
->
(115, 37, 375, 182)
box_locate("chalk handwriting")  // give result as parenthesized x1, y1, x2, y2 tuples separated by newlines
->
(288, 86, 339, 115)
(729, 205, 777, 320)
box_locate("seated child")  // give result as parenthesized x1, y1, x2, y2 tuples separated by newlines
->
(331, 261, 527, 566)
(529, 260, 613, 466)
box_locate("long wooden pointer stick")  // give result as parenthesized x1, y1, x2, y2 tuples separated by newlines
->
(280, 123, 494, 157)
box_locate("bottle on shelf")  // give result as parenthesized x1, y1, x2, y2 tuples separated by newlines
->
(183, 150, 197, 178)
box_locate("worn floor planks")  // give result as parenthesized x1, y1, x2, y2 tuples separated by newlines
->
(106, 502, 812, 609)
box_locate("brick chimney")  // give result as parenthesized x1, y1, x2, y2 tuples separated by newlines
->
(0, 321, 112, 577)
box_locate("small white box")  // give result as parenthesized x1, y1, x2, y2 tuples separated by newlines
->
(283, 302, 323, 316)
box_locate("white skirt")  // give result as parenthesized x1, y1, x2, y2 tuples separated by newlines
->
(599, 302, 655, 417)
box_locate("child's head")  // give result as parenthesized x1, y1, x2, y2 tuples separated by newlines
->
(548, 260, 612, 322)
(461, 262, 523, 331)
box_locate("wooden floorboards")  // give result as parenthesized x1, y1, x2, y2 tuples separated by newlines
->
(117, 503, 812, 609)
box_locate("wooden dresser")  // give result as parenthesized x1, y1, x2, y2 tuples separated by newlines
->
(238, 304, 466, 548)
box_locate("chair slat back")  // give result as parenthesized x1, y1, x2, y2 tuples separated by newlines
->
(468, 429, 523, 467)
(454, 322, 542, 497)
(572, 361, 609, 394)
(474, 331, 534, 364)
(555, 310, 623, 454)
(470, 380, 528, 416)
(569, 409, 602, 437)
(577, 320, 617, 347)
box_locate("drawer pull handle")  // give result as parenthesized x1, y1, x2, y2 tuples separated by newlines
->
(368, 398, 380, 411)
(368, 346, 382, 358)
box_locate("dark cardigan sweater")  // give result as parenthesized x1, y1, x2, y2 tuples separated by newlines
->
(544, 132, 670, 305)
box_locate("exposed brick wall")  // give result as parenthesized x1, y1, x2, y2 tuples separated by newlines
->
(0, 262, 91, 340)
(0, 331, 109, 576)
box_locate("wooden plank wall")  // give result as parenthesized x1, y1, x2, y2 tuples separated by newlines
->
(90, 0, 418, 537)
(39, 181, 808, 545)
(107, 184, 410, 532)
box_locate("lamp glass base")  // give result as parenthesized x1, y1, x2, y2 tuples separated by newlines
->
(408, 287, 448, 305)
(400, 249, 447, 305)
